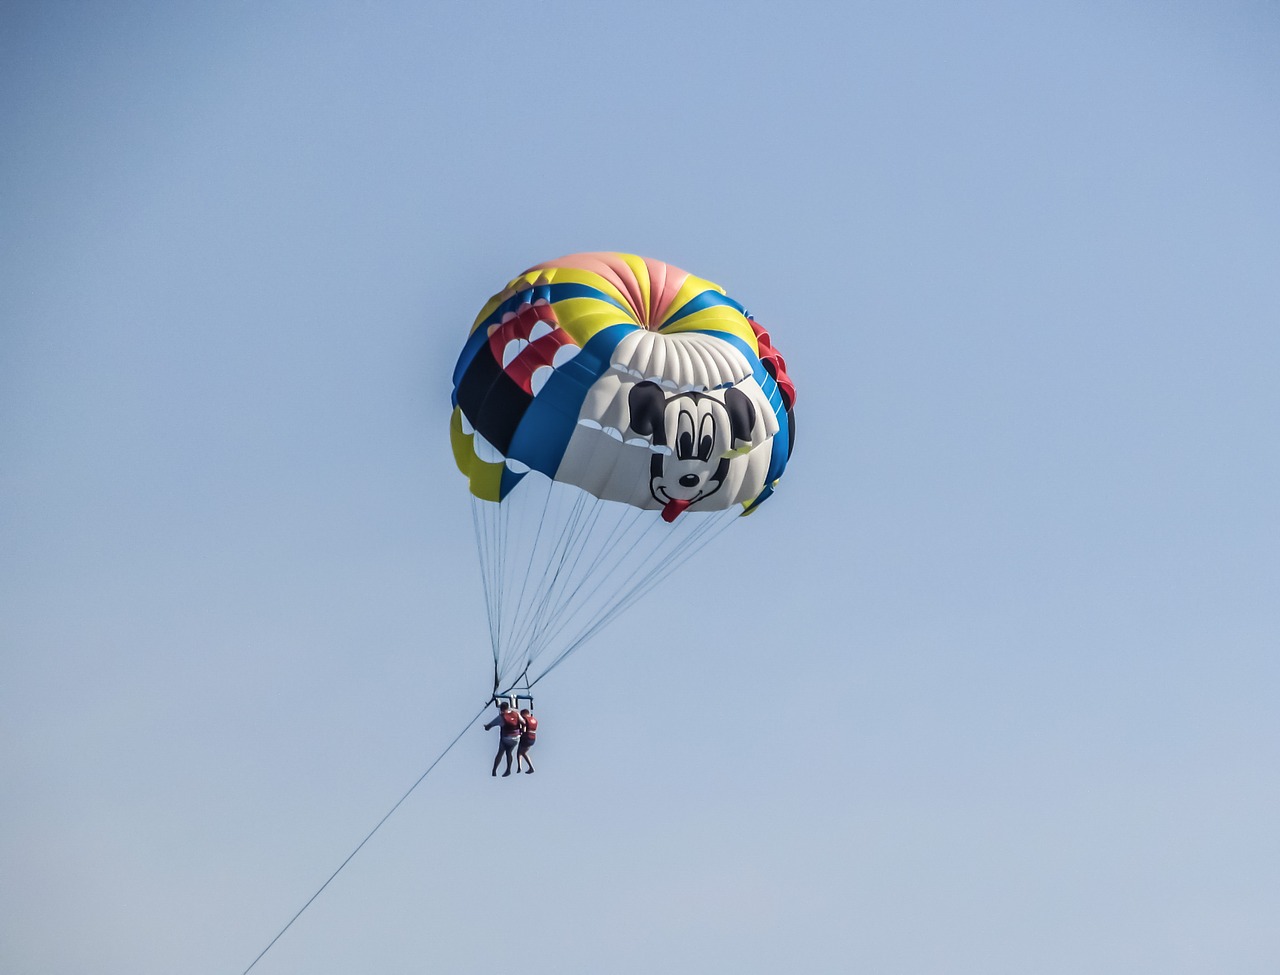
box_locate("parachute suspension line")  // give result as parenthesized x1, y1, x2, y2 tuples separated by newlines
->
(519, 494, 619, 663)
(540, 492, 612, 608)
(495, 663, 533, 701)
(471, 477, 554, 690)
(479, 495, 504, 677)
(496, 492, 514, 668)
(498, 475, 561, 683)
(536, 505, 732, 661)
(477, 491, 509, 666)
(491, 496, 509, 676)
(570, 509, 732, 644)
(496, 478, 601, 689)
(507, 487, 597, 673)
(514, 490, 650, 677)
(469, 499, 500, 669)
(514, 488, 587, 637)
(549, 499, 646, 609)
(532, 507, 741, 687)
(538, 502, 648, 611)
(581, 501, 643, 573)
(521, 499, 647, 667)
(532, 513, 733, 687)
(527, 503, 698, 679)
(476, 476, 746, 693)
(239, 701, 490, 975)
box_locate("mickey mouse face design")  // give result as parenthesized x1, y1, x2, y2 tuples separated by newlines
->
(626, 381, 757, 522)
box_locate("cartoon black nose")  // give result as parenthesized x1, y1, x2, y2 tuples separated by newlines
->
(679, 474, 700, 487)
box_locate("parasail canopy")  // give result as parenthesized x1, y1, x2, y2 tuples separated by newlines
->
(450, 252, 796, 694)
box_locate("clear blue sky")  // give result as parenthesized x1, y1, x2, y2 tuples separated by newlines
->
(3, 3, 1278, 973)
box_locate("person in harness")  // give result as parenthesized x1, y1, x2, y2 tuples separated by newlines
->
(516, 708, 538, 774)
(484, 701, 524, 777)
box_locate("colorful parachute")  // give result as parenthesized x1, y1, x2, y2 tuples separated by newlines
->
(450, 253, 796, 693)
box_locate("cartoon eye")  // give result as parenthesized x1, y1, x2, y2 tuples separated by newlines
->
(698, 413, 716, 461)
(676, 409, 696, 460)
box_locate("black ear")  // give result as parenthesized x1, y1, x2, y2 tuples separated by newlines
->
(724, 386, 756, 444)
(628, 380, 669, 444)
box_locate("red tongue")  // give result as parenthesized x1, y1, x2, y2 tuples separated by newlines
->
(661, 498, 692, 523)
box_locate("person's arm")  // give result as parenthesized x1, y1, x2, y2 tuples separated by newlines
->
(483, 718, 497, 730)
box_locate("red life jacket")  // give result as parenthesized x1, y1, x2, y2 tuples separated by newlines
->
(522, 715, 537, 741)
(500, 710, 522, 738)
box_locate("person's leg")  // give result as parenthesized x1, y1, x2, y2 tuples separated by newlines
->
(522, 741, 535, 773)
(502, 740, 515, 776)
(492, 741, 503, 776)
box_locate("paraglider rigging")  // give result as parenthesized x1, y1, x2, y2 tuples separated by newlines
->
(472, 470, 744, 702)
